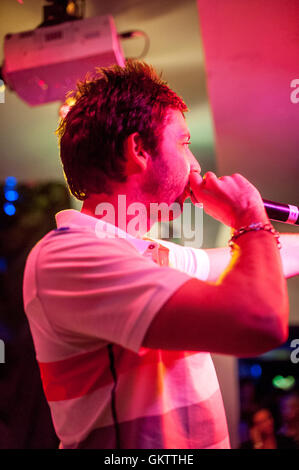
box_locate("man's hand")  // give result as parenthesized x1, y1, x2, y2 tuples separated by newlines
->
(189, 171, 269, 229)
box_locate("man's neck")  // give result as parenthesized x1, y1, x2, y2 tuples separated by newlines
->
(81, 191, 155, 238)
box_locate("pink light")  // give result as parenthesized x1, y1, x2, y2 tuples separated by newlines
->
(38, 79, 48, 90)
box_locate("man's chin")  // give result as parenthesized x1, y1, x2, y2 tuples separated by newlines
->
(164, 191, 190, 221)
(175, 186, 191, 209)
(152, 186, 190, 223)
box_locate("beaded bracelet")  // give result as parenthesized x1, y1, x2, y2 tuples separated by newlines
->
(228, 222, 281, 249)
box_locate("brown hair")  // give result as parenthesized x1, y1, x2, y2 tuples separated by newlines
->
(56, 59, 188, 200)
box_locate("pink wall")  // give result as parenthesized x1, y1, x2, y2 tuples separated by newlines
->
(197, 0, 299, 203)
(197, 0, 299, 448)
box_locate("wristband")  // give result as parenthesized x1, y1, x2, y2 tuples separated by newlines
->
(228, 222, 281, 250)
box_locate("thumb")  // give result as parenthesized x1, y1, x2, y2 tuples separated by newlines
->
(189, 171, 204, 204)
(189, 171, 203, 186)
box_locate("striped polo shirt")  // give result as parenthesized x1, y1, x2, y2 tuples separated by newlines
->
(22, 209, 230, 449)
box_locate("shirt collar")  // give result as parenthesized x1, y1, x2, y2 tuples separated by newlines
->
(55, 209, 154, 254)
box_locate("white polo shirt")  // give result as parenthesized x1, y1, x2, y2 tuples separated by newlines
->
(22, 209, 230, 449)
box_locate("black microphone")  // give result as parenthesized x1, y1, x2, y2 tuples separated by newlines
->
(263, 199, 299, 225)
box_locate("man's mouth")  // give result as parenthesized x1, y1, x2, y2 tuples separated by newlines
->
(184, 185, 191, 200)
(175, 171, 202, 206)
(182, 174, 194, 200)
(183, 171, 202, 204)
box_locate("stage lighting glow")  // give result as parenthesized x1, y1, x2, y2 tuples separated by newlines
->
(0, 257, 7, 273)
(4, 189, 19, 202)
(272, 375, 295, 391)
(5, 176, 17, 187)
(250, 364, 262, 378)
(3, 202, 16, 216)
(38, 79, 48, 91)
(59, 97, 76, 119)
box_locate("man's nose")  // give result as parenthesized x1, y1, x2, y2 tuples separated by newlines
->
(188, 153, 201, 173)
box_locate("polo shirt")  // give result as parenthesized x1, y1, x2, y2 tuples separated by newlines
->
(23, 209, 230, 449)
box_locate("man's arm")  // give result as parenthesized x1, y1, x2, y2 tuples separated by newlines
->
(143, 230, 288, 357)
(142, 172, 289, 357)
(205, 233, 299, 282)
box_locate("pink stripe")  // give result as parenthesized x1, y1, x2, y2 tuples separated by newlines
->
(62, 389, 229, 449)
(38, 347, 111, 401)
(39, 346, 197, 401)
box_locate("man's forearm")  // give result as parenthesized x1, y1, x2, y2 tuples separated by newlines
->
(144, 229, 288, 355)
(205, 233, 299, 282)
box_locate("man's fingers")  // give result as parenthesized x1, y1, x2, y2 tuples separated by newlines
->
(203, 171, 218, 181)
(189, 171, 203, 186)
(189, 171, 221, 197)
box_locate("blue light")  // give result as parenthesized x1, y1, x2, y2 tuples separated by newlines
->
(0, 257, 7, 273)
(5, 176, 17, 187)
(3, 202, 16, 216)
(239, 363, 251, 378)
(4, 189, 19, 202)
(250, 364, 262, 378)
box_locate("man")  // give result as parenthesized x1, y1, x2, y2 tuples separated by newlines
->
(23, 60, 298, 449)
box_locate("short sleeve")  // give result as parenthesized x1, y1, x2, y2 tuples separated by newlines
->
(151, 239, 210, 281)
(34, 228, 191, 353)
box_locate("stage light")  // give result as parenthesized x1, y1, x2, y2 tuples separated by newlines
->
(3, 202, 16, 216)
(5, 176, 17, 187)
(4, 189, 19, 202)
(38, 79, 48, 91)
(3, 15, 125, 106)
(272, 375, 295, 391)
(0, 257, 7, 273)
(250, 364, 262, 378)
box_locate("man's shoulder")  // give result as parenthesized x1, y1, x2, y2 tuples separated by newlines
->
(26, 225, 140, 270)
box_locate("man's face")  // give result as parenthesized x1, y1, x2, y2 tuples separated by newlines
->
(141, 108, 201, 215)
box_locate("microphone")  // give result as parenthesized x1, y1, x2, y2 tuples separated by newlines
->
(263, 199, 299, 225)
(188, 172, 298, 225)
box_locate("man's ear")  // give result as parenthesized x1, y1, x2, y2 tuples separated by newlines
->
(124, 133, 150, 175)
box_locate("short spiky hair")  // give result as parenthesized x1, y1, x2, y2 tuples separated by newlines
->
(56, 60, 188, 200)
